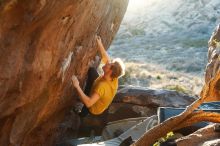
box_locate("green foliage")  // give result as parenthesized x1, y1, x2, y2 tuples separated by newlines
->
(153, 132, 175, 146)
(181, 38, 207, 48)
(129, 28, 145, 36)
(164, 85, 189, 94)
(156, 75, 161, 80)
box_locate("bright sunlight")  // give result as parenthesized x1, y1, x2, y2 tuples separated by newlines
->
(128, 0, 148, 11)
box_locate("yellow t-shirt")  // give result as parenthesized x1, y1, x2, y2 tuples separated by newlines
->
(89, 76, 118, 115)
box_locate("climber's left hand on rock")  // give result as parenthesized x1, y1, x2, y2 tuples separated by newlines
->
(71, 75, 79, 88)
(96, 35, 102, 45)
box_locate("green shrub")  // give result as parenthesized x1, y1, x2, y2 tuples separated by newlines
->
(164, 85, 189, 94)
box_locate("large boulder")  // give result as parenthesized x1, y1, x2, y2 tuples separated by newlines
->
(109, 86, 195, 121)
(0, 0, 128, 146)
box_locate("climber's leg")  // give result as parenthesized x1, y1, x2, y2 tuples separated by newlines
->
(78, 105, 90, 117)
(84, 67, 99, 95)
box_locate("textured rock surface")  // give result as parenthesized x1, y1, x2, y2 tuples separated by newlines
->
(176, 124, 220, 146)
(202, 24, 220, 101)
(108, 86, 195, 121)
(0, 0, 128, 146)
(114, 86, 195, 107)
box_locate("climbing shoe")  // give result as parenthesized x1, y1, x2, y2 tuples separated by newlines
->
(214, 124, 220, 132)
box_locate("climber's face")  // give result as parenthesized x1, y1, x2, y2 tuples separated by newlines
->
(102, 63, 112, 75)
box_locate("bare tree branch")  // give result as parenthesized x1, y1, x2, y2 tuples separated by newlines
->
(131, 74, 216, 146)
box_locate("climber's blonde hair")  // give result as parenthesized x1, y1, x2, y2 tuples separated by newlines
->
(110, 58, 125, 79)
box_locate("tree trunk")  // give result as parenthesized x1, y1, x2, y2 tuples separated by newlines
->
(131, 72, 220, 146)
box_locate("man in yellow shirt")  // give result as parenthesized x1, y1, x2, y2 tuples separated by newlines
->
(72, 36, 125, 117)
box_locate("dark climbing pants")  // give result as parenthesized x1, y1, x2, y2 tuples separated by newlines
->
(79, 67, 99, 117)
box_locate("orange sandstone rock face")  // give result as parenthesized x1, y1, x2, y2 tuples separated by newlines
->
(201, 24, 220, 101)
(0, 0, 128, 145)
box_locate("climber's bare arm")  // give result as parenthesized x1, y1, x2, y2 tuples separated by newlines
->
(71, 75, 100, 108)
(96, 36, 111, 64)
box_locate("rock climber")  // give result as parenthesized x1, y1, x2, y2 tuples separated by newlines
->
(71, 36, 125, 117)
